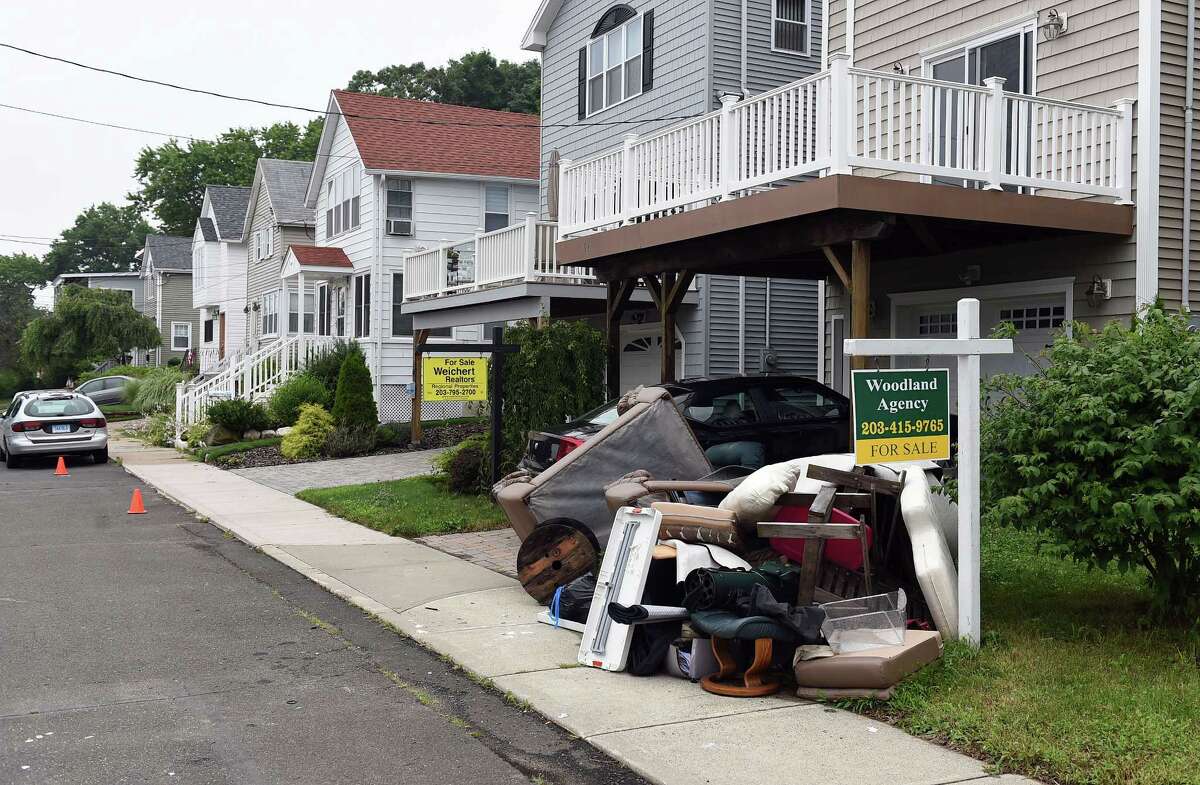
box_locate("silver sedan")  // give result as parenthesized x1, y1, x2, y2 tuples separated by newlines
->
(1, 392, 109, 468)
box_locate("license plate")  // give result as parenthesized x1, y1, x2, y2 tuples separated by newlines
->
(51, 424, 70, 434)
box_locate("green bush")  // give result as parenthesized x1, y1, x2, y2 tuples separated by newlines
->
(434, 434, 490, 494)
(331, 345, 378, 431)
(206, 398, 271, 435)
(127, 368, 184, 415)
(184, 419, 210, 449)
(499, 320, 605, 471)
(323, 425, 377, 458)
(304, 340, 356, 394)
(269, 373, 330, 427)
(77, 364, 154, 383)
(982, 306, 1200, 615)
(167, 357, 182, 367)
(281, 403, 334, 460)
(375, 421, 412, 448)
(0, 368, 35, 399)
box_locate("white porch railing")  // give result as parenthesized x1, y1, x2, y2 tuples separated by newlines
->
(175, 334, 340, 440)
(558, 53, 1135, 237)
(402, 215, 593, 301)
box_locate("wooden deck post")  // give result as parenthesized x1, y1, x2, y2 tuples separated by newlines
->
(661, 271, 677, 384)
(411, 328, 430, 443)
(850, 239, 871, 370)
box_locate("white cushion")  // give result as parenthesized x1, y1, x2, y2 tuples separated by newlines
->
(901, 469, 958, 639)
(718, 459, 806, 523)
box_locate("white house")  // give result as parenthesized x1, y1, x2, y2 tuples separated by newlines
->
(191, 185, 251, 374)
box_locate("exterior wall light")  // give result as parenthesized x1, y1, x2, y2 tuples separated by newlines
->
(1040, 9, 1068, 41)
(1085, 275, 1112, 308)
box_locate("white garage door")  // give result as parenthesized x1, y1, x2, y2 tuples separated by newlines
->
(893, 286, 1068, 411)
(618, 328, 684, 393)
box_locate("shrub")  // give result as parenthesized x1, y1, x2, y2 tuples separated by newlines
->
(982, 306, 1200, 615)
(331, 345, 378, 431)
(304, 340, 356, 394)
(434, 434, 490, 495)
(77, 364, 154, 383)
(269, 373, 330, 427)
(375, 421, 412, 448)
(499, 320, 604, 472)
(206, 398, 271, 435)
(128, 368, 184, 415)
(184, 419, 210, 449)
(323, 425, 377, 458)
(281, 403, 334, 460)
(0, 368, 35, 399)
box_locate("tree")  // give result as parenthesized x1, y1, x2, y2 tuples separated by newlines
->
(43, 203, 153, 279)
(130, 119, 323, 235)
(347, 51, 541, 114)
(981, 306, 1200, 616)
(330, 345, 378, 431)
(0, 252, 48, 394)
(20, 286, 160, 384)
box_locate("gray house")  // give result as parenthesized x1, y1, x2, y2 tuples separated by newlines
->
(53, 272, 144, 312)
(139, 235, 201, 367)
(398, 0, 826, 394)
(241, 158, 318, 353)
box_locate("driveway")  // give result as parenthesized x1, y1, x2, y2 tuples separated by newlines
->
(231, 449, 444, 494)
(0, 454, 646, 785)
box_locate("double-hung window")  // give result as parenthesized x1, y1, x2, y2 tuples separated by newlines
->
(586, 13, 644, 115)
(261, 290, 280, 335)
(772, 0, 809, 55)
(354, 273, 371, 338)
(324, 164, 362, 239)
(254, 228, 273, 260)
(289, 290, 316, 333)
(171, 322, 192, 351)
(484, 184, 510, 232)
(386, 178, 414, 236)
(335, 286, 346, 337)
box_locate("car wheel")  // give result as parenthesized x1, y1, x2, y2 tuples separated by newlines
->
(5, 449, 20, 469)
(93, 448, 109, 465)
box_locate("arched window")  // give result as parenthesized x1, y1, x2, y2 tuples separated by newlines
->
(578, 5, 653, 118)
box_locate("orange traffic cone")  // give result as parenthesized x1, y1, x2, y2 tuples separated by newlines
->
(127, 488, 146, 515)
(54, 456, 68, 477)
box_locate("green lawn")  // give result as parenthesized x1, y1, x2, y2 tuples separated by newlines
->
(296, 475, 508, 538)
(860, 526, 1199, 785)
(100, 404, 141, 422)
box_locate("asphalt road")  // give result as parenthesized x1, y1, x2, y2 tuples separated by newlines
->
(0, 454, 647, 785)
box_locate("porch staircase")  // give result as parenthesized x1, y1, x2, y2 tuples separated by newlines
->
(175, 334, 338, 441)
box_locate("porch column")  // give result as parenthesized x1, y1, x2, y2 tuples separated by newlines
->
(411, 328, 430, 444)
(297, 270, 307, 364)
(605, 279, 636, 398)
(643, 270, 696, 386)
(850, 239, 871, 370)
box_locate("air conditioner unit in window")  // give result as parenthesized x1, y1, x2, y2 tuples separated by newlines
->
(387, 219, 413, 236)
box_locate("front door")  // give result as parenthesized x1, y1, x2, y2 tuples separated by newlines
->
(218, 312, 226, 359)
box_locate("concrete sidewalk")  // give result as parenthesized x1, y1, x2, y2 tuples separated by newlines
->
(231, 449, 445, 495)
(111, 435, 1032, 785)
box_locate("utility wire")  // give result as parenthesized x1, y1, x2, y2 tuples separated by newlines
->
(0, 102, 201, 140)
(0, 41, 703, 129)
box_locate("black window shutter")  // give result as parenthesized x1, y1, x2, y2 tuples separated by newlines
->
(642, 10, 654, 92)
(578, 47, 587, 120)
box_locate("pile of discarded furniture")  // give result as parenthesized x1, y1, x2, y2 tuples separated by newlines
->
(495, 386, 957, 699)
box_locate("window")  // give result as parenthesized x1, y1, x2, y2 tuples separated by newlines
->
(261, 290, 280, 335)
(171, 322, 192, 351)
(324, 165, 362, 239)
(317, 285, 330, 336)
(391, 274, 451, 337)
(999, 305, 1065, 331)
(354, 273, 371, 338)
(26, 397, 94, 418)
(254, 229, 273, 260)
(386, 178, 414, 236)
(762, 384, 844, 422)
(192, 246, 203, 288)
(484, 184, 510, 232)
(289, 290, 316, 333)
(918, 312, 958, 335)
(586, 12, 644, 115)
(203, 319, 214, 343)
(684, 391, 758, 426)
(772, 0, 809, 55)
(335, 286, 346, 337)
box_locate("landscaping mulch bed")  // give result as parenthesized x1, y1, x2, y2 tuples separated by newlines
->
(217, 422, 484, 469)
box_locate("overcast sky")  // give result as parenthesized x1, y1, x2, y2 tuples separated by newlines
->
(1, 0, 534, 305)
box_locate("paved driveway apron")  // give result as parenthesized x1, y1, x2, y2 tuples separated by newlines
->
(0, 455, 646, 785)
(231, 450, 444, 495)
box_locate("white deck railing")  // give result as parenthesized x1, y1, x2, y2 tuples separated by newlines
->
(402, 215, 592, 301)
(558, 54, 1135, 237)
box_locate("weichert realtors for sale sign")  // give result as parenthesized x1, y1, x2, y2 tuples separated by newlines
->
(851, 368, 951, 464)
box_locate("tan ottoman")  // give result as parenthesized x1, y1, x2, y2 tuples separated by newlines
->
(793, 630, 943, 700)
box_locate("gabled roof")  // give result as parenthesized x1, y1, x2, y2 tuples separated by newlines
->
(306, 91, 539, 205)
(522, 0, 564, 51)
(249, 159, 315, 229)
(206, 185, 252, 240)
(288, 245, 353, 268)
(198, 217, 217, 242)
(143, 234, 193, 272)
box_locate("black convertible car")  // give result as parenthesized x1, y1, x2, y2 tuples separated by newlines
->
(521, 375, 851, 473)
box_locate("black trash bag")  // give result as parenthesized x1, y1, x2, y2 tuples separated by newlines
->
(626, 621, 682, 676)
(552, 574, 596, 625)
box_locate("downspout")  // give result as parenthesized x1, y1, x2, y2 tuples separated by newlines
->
(764, 278, 771, 373)
(821, 0, 829, 69)
(374, 174, 384, 410)
(738, 276, 746, 375)
(156, 273, 163, 366)
(1184, 0, 1196, 310)
(846, 0, 855, 64)
(740, 0, 748, 95)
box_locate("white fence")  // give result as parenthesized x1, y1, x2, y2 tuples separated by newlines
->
(402, 215, 592, 301)
(558, 54, 1134, 236)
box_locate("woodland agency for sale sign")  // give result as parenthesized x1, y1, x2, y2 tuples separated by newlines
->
(422, 356, 488, 402)
(852, 368, 951, 464)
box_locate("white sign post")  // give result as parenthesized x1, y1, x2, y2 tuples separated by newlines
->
(843, 298, 1013, 647)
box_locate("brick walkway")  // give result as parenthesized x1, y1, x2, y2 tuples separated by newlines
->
(231, 449, 445, 495)
(417, 529, 521, 579)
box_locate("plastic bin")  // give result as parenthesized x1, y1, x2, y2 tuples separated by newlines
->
(820, 589, 907, 653)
